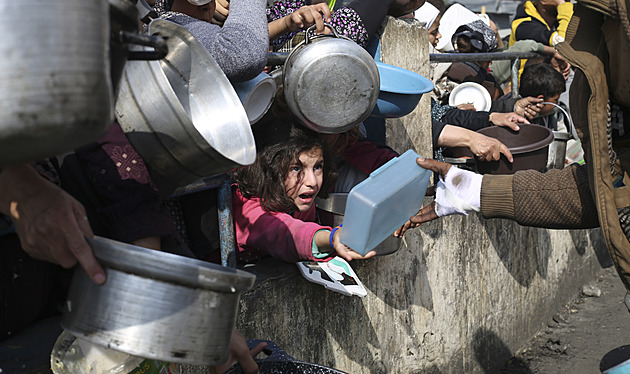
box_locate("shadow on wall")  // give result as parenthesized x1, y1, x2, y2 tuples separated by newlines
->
(356, 224, 434, 313)
(569, 228, 611, 268)
(481, 218, 553, 287)
(473, 328, 533, 374)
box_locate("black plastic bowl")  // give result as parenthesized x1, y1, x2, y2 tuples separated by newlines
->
(474, 124, 554, 175)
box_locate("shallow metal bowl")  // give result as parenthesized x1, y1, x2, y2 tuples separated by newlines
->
(61, 236, 256, 365)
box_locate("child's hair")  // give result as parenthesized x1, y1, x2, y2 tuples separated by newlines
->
(519, 62, 566, 99)
(233, 95, 336, 213)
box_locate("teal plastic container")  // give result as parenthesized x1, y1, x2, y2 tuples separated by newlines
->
(339, 149, 431, 254)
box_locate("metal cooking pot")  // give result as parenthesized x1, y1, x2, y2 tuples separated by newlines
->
(115, 19, 256, 193)
(283, 25, 380, 134)
(61, 236, 256, 365)
(0, 0, 113, 166)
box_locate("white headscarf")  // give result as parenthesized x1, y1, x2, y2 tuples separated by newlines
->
(414, 2, 440, 29)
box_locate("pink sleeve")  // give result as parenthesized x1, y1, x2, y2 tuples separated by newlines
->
(342, 139, 398, 175)
(232, 188, 330, 262)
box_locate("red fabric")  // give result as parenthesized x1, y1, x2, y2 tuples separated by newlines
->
(231, 187, 332, 263)
(340, 139, 398, 175)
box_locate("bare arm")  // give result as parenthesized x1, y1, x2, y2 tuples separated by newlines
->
(437, 125, 513, 162)
(268, 3, 331, 41)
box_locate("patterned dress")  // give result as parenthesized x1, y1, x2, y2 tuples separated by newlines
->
(267, 0, 368, 48)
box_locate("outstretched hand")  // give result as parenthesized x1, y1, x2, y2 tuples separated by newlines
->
(332, 228, 376, 262)
(395, 158, 452, 237)
(470, 132, 513, 162)
(283, 3, 331, 34)
(0, 164, 105, 284)
(489, 112, 529, 131)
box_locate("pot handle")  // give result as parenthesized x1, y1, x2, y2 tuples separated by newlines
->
(119, 31, 169, 61)
(542, 102, 578, 140)
(304, 22, 345, 44)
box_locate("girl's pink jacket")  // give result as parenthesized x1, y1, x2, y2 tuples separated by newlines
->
(231, 187, 331, 263)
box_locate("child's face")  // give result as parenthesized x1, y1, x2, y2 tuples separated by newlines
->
(191, 0, 216, 23)
(428, 17, 442, 48)
(540, 93, 560, 116)
(284, 147, 324, 212)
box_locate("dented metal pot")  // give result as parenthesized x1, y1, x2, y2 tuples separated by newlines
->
(61, 236, 256, 365)
(283, 25, 380, 134)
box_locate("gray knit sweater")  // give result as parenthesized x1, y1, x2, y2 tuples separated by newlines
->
(157, 0, 269, 83)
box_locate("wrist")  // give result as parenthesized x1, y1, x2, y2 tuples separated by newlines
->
(329, 224, 342, 248)
(0, 164, 43, 216)
(488, 112, 496, 125)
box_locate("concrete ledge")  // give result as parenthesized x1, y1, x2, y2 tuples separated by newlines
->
(235, 217, 607, 373)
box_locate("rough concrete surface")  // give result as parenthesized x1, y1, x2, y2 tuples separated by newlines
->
(501, 266, 630, 374)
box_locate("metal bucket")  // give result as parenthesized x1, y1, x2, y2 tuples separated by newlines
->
(315, 193, 402, 256)
(548, 130, 570, 170)
(115, 19, 255, 192)
(545, 102, 576, 170)
(61, 236, 256, 365)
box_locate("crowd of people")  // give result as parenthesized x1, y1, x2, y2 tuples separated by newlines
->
(1, 0, 629, 372)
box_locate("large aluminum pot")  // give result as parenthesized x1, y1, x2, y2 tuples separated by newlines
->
(61, 236, 256, 365)
(283, 25, 380, 134)
(116, 19, 256, 193)
(0, 0, 114, 167)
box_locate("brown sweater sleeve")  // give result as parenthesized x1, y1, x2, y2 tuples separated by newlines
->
(480, 163, 599, 229)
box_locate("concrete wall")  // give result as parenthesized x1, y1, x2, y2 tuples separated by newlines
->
(231, 17, 609, 374)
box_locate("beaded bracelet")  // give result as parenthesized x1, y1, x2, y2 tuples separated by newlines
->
(329, 223, 343, 248)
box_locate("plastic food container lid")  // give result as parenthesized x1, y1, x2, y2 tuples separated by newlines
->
(339, 149, 431, 254)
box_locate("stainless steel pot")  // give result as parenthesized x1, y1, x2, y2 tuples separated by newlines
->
(61, 236, 256, 365)
(0, 0, 114, 166)
(115, 19, 256, 193)
(283, 25, 380, 134)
